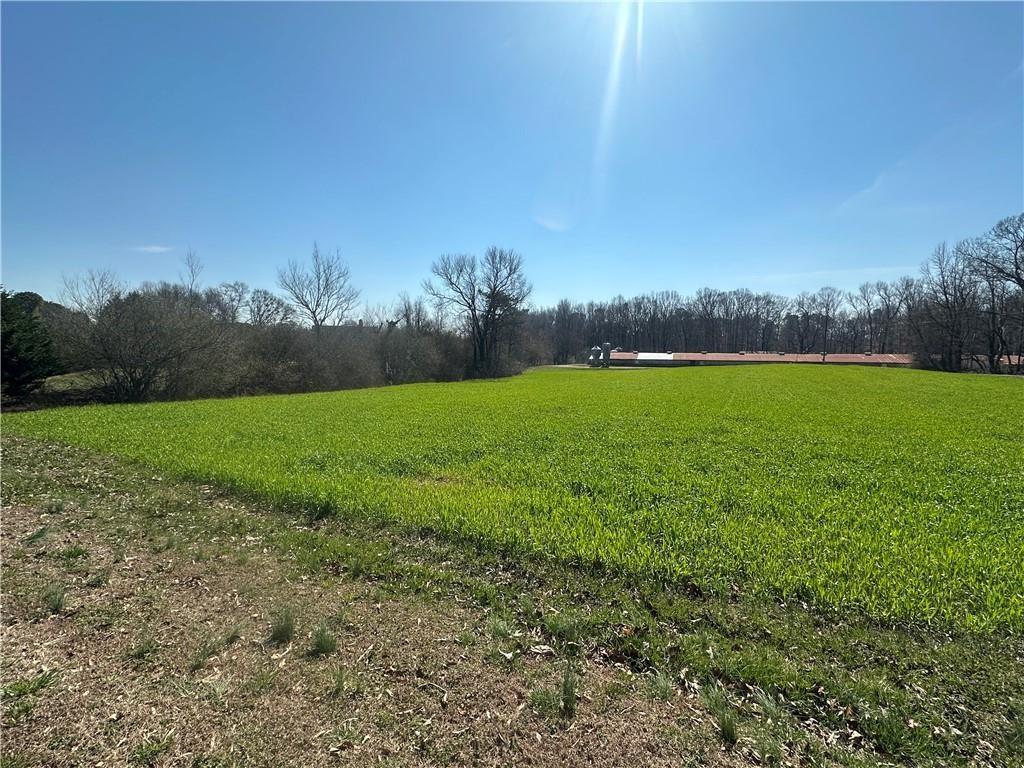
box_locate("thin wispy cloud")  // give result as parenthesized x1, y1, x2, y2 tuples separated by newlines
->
(533, 212, 572, 233)
(131, 245, 173, 254)
(835, 62, 1021, 216)
(836, 161, 908, 213)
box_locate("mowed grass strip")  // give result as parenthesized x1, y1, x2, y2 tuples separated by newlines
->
(5, 365, 1022, 630)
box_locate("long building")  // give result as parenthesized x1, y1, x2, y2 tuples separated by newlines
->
(589, 348, 913, 367)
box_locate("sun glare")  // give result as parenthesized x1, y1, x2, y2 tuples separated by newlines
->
(593, 1, 636, 204)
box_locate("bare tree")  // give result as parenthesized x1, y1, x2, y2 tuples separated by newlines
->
(180, 250, 203, 296)
(277, 244, 359, 333)
(915, 242, 979, 371)
(815, 286, 844, 356)
(395, 292, 432, 333)
(754, 292, 788, 352)
(973, 214, 1024, 372)
(217, 281, 250, 323)
(976, 213, 1024, 291)
(360, 302, 394, 332)
(424, 247, 531, 376)
(247, 289, 294, 327)
(961, 237, 1015, 373)
(875, 280, 904, 353)
(790, 291, 820, 353)
(693, 288, 723, 351)
(27, 211, 1023, 407)
(59, 270, 230, 400)
(849, 282, 878, 352)
(62, 269, 124, 320)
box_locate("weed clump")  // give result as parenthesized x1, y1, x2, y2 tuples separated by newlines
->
(649, 669, 673, 701)
(3, 670, 58, 699)
(308, 622, 337, 657)
(328, 666, 362, 699)
(127, 635, 159, 662)
(131, 734, 172, 764)
(268, 606, 295, 646)
(561, 663, 578, 718)
(189, 636, 222, 672)
(41, 584, 65, 615)
(703, 684, 738, 747)
(529, 663, 579, 721)
(42, 499, 65, 515)
(23, 526, 48, 545)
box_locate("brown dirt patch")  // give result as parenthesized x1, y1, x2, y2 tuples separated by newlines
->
(1, 503, 741, 767)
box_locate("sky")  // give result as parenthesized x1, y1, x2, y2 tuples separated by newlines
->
(2, 1, 1022, 311)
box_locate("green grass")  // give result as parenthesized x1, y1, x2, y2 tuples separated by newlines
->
(308, 622, 337, 657)
(328, 665, 361, 699)
(560, 663, 578, 718)
(130, 734, 173, 765)
(2, 670, 59, 699)
(529, 664, 579, 721)
(2, 431, 1022, 766)
(58, 544, 88, 561)
(41, 583, 66, 615)
(268, 607, 295, 646)
(2, 670, 59, 728)
(189, 635, 223, 672)
(127, 635, 159, 662)
(702, 684, 739, 748)
(4, 366, 1022, 629)
(648, 669, 673, 701)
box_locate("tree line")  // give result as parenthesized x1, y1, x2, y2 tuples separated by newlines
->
(539, 213, 1023, 373)
(2, 213, 1021, 404)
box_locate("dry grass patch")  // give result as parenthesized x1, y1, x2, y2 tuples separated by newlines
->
(0, 500, 740, 768)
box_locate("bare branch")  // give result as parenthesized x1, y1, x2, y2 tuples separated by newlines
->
(277, 244, 360, 329)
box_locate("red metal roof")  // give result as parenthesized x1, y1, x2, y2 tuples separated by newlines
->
(607, 351, 913, 366)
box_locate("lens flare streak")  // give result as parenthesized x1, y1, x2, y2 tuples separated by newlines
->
(592, 2, 633, 205)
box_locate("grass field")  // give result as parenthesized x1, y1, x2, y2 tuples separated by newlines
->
(4, 365, 1022, 630)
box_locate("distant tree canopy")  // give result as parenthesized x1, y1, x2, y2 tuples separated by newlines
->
(1, 289, 59, 398)
(7, 213, 1021, 405)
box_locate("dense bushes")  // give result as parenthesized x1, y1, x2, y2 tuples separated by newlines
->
(27, 278, 485, 403)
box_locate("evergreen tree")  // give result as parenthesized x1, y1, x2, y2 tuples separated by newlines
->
(2, 289, 58, 398)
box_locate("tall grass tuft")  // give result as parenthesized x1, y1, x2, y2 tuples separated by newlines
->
(308, 622, 337, 657)
(127, 635, 159, 662)
(190, 636, 222, 672)
(649, 669, 673, 701)
(268, 606, 295, 646)
(561, 663, 578, 718)
(42, 584, 66, 615)
(703, 683, 738, 747)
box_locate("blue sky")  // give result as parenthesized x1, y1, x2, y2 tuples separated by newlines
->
(2, 2, 1022, 310)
